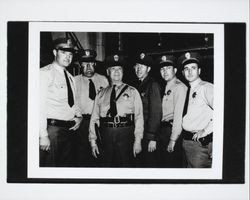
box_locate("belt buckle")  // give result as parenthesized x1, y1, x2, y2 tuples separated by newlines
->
(50, 119, 56, 125)
(114, 116, 120, 124)
(113, 116, 120, 128)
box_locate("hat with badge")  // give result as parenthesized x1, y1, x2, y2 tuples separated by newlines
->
(156, 55, 176, 69)
(135, 52, 154, 67)
(53, 37, 75, 53)
(178, 52, 202, 68)
(77, 49, 97, 62)
(105, 54, 126, 69)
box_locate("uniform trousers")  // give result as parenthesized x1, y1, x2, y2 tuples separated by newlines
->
(135, 138, 158, 168)
(157, 125, 183, 168)
(182, 139, 212, 168)
(100, 126, 135, 167)
(40, 125, 75, 167)
(76, 118, 98, 167)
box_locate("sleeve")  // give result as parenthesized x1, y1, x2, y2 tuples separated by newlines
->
(204, 83, 214, 109)
(72, 77, 82, 117)
(171, 85, 187, 141)
(145, 81, 162, 140)
(88, 93, 101, 142)
(39, 70, 49, 138)
(203, 83, 214, 136)
(133, 88, 144, 141)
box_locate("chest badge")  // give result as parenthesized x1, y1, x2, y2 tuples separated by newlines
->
(192, 92, 197, 98)
(166, 90, 171, 95)
(123, 93, 129, 100)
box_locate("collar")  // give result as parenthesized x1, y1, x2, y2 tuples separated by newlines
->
(53, 62, 66, 75)
(82, 73, 96, 80)
(189, 78, 201, 89)
(166, 76, 177, 89)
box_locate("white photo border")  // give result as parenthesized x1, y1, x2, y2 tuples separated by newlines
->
(28, 22, 224, 180)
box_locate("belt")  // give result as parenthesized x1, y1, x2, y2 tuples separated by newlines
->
(182, 130, 213, 146)
(101, 121, 134, 128)
(161, 120, 173, 127)
(82, 114, 91, 120)
(100, 114, 134, 123)
(100, 114, 134, 128)
(47, 118, 75, 129)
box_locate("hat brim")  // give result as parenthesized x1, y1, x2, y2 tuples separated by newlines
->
(56, 47, 75, 53)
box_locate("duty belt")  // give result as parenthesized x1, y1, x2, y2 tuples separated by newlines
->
(82, 114, 91, 120)
(182, 129, 213, 146)
(100, 114, 134, 128)
(161, 120, 173, 127)
(47, 118, 75, 129)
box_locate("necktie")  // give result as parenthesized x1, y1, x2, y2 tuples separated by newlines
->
(109, 85, 117, 117)
(64, 70, 74, 107)
(182, 85, 191, 117)
(89, 79, 96, 100)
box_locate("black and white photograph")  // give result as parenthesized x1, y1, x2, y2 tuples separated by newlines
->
(26, 22, 224, 180)
(1, 0, 249, 200)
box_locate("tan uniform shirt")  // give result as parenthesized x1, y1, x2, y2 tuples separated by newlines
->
(89, 83, 144, 142)
(74, 73, 109, 115)
(40, 62, 81, 137)
(182, 78, 213, 136)
(162, 77, 187, 141)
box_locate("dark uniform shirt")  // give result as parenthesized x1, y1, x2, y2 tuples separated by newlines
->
(137, 76, 162, 141)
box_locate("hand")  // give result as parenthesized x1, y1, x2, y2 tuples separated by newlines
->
(91, 145, 99, 158)
(192, 130, 206, 143)
(167, 140, 176, 153)
(148, 140, 156, 152)
(133, 140, 142, 157)
(90, 140, 99, 158)
(69, 117, 82, 131)
(40, 136, 50, 151)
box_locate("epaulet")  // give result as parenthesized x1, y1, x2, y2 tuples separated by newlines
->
(199, 80, 209, 86)
(40, 64, 53, 72)
(175, 79, 181, 84)
(127, 85, 136, 91)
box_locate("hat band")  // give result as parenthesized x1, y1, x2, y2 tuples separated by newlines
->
(57, 47, 75, 53)
(159, 61, 175, 68)
(182, 58, 199, 66)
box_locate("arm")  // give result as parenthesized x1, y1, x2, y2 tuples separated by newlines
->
(133, 88, 144, 157)
(39, 70, 50, 151)
(202, 83, 214, 136)
(167, 85, 187, 152)
(147, 82, 162, 152)
(89, 94, 101, 158)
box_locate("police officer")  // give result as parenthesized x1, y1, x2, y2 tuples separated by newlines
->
(179, 52, 213, 168)
(157, 55, 187, 167)
(40, 38, 82, 167)
(89, 54, 144, 167)
(133, 52, 162, 167)
(74, 49, 109, 167)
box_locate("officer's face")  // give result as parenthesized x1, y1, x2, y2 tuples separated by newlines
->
(81, 62, 95, 77)
(160, 65, 177, 82)
(53, 49, 73, 67)
(134, 63, 151, 80)
(183, 63, 201, 82)
(107, 66, 123, 83)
